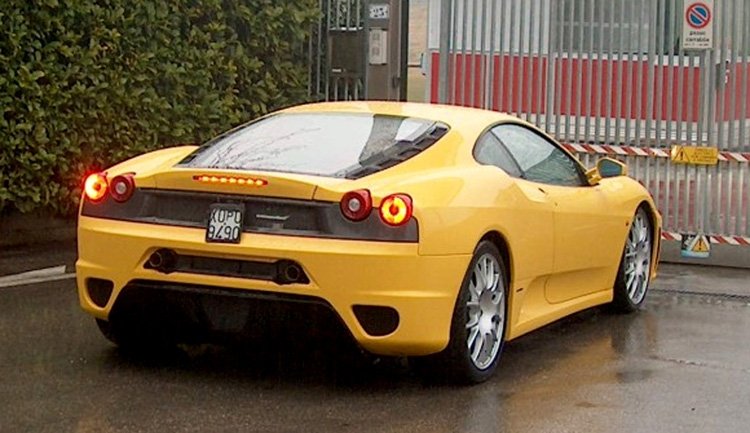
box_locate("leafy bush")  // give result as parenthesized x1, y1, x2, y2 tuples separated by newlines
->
(0, 0, 318, 214)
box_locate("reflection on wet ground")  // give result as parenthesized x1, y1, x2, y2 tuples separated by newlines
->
(1, 280, 749, 433)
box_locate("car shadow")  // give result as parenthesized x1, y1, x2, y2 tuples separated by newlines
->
(97, 301, 658, 391)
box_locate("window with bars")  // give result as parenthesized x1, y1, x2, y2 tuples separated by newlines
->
(554, 0, 750, 56)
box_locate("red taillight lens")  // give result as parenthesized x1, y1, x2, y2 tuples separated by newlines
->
(340, 189, 373, 221)
(379, 194, 413, 226)
(84, 173, 108, 202)
(110, 174, 135, 202)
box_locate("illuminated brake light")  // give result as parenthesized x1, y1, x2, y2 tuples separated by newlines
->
(340, 189, 372, 221)
(379, 194, 413, 226)
(84, 173, 108, 202)
(193, 175, 268, 186)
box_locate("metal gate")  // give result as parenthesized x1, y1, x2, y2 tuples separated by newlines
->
(309, 0, 410, 102)
(427, 0, 750, 260)
(309, 0, 367, 101)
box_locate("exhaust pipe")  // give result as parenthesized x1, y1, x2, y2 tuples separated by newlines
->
(147, 249, 177, 273)
(276, 260, 304, 285)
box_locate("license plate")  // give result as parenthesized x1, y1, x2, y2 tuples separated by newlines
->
(206, 204, 244, 244)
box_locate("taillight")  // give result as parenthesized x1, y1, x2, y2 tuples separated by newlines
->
(83, 173, 108, 202)
(110, 174, 135, 202)
(340, 189, 372, 221)
(379, 194, 413, 226)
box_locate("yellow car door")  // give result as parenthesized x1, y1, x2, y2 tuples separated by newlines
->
(542, 183, 623, 303)
(490, 123, 619, 305)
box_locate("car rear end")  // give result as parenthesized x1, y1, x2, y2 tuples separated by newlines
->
(76, 107, 472, 356)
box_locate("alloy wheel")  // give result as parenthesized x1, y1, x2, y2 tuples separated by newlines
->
(624, 211, 651, 305)
(465, 253, 505, 370)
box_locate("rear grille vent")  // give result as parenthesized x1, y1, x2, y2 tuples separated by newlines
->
(144, 250, 309, 285)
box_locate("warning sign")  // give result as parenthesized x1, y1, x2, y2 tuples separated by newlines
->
(670, 145, 719, 165)
(681, 234, 711, 258)
(682, 1, 714, 50)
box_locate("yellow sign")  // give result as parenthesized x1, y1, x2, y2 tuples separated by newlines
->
(670, 145, 719, 165)
(693, 236, 710, 253)
(680, 233, 711, 258)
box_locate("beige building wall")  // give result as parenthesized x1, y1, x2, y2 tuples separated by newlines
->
(408, 0, 428, 101)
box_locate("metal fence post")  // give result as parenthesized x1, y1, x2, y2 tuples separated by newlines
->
(438, 0, 453, 103)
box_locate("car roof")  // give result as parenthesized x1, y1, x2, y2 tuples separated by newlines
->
(280, 101, 520, 130)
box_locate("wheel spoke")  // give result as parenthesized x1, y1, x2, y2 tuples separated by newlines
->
(626, 271, 636, 290)
(481, 332, 494, 359)
(491, 290, 503, 306)
(466, 312, 479, 329)
(485, 260, 495, 290)
(471, 331, 485, 360)
(469, 279, 481, 298)
(467, 326, 480, 350)
(475, 267, 487, 292)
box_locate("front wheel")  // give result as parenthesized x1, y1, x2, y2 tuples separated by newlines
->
(610, 207, 653, 313)
(416, 241, 508, 384)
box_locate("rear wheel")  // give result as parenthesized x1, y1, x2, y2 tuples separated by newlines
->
(611, 207, 653, 313)
(416, 241, 508, 384)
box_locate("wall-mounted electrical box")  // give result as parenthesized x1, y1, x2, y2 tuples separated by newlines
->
(368, 28, 388, 65)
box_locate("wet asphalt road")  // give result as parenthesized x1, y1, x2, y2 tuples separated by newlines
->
(1, 255, 749, 432)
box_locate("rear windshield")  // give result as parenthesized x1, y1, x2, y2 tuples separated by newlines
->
(178, 113, 449, 179)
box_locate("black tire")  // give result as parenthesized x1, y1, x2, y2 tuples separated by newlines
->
(610, 207, 653, 313)
(415, 241, 508, 384)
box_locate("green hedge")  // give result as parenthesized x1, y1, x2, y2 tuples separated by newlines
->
(0, 0, 318, 215)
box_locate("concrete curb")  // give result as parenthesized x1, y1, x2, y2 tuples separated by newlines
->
(0, 211, 76, 248)
(660, 241, 750, 269)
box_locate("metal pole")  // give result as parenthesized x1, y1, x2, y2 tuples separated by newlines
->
(518, 0, 532, 122)
(739, 0, 750, 235)
(573, 0, 585, 144)
(526, 0, 536, 123)
(667, 0, 682, 229)
(593, 0, 604, 142)
(468, 0, 478, 107)
(604, 0, 616, 145)
(487, 0, 497, 110)
(438, 0, 453, 103)
(479, 0, 488, 108)
(624, 0, 636, 148)
(614, 0, 626, 145)
(583, 0, 595, 142)
(548, 0, 561, 135)
(460, 0, 469, 105)
(564, 0, 575, 141)
(508, 0, 518, 115)
(496, 0, 508, 113)
(535, 0, 545, 129)
(450, 0, 459, 103)
(554, 0, 566, 137)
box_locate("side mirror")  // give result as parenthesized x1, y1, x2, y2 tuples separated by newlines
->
(587, 158, 628, 185)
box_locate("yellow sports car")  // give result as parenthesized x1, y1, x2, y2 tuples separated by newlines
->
(77, 101, 660, 383)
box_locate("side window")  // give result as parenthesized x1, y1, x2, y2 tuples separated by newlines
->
(473, 132, 522, 178)
(491, 124, 586, 187)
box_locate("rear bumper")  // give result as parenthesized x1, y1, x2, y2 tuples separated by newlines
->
(76, 216, 470, 356)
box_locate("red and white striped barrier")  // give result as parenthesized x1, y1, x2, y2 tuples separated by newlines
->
(562, 143, 750, 163)
(661, 231, 750, 246)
